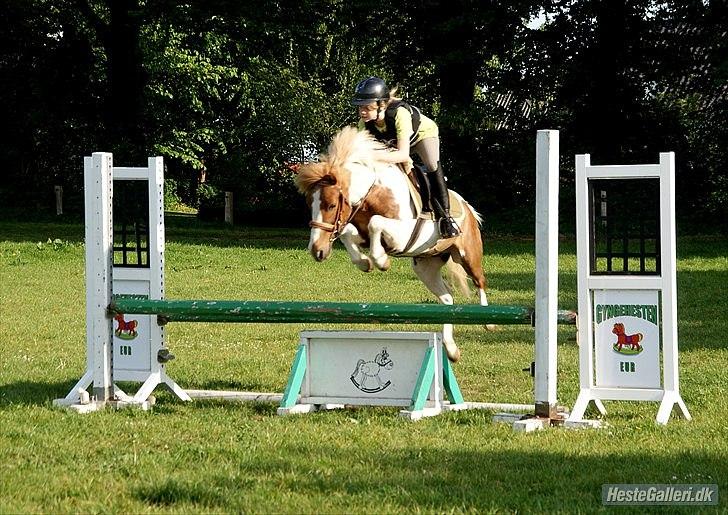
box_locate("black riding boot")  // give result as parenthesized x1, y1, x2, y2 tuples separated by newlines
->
(427, 163, 460, 238)
(412, 163, 432, 213)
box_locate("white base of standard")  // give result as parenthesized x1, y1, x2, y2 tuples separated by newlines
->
(53, 369, 190, 413)
(52, 399, 155, 413)
(186, 390, 283, 403)
(567, 388, 690, 426)
(492, 409, 570, 432)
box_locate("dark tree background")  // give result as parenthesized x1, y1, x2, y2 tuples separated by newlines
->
(1, 0, 725, 231)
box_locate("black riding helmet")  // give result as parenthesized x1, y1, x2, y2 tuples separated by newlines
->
(351, 77, 390, 105)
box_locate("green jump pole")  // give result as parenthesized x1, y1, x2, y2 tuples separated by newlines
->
(109, 296, 576, 326)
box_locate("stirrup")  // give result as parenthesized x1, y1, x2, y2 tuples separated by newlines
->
(439, 217, 460, 238)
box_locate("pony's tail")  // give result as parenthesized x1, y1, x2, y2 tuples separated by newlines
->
(464, 200, 483, 228)
(445, 259, 471, 299)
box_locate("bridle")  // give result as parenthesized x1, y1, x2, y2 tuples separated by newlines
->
(309, 180, 376, 243)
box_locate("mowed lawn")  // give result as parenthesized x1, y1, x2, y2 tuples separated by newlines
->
(1, 216, 726, 513)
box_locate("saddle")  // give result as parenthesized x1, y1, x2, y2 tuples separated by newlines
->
(400, 163, 465, 220)
(395, 163, 468, 255)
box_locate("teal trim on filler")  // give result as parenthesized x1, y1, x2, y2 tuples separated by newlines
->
(280, 344, 307, 408)
(409, 346, 436, 411)
(442, 347, 464, 404)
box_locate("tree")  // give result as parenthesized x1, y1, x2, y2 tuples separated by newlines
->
(0, 0, 724, 229)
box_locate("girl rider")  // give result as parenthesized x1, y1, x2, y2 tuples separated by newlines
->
(351, 76, 460, 238)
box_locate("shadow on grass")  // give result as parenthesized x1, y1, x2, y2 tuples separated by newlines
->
(0, 379, 283, 408)
(130, 443, 725, 511)
(0, 380, 79, 407)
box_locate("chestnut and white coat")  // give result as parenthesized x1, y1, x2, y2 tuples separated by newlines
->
(296, 127, 490, 362)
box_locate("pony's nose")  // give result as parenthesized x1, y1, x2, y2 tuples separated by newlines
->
(310, 243, 330, 262)
(310, 246, 323, 261)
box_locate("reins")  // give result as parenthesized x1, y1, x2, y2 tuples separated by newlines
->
(309, 180, 376, 243)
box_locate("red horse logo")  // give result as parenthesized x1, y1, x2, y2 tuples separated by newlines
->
(612, 322, 642, 353)
(114, 313, 138, 338)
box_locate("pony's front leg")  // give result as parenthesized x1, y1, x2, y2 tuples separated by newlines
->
(367, 215, 393, 271)
(339, 224, 373, 272)
(368, 216, 415, 271)
(412, 257, 461, 363)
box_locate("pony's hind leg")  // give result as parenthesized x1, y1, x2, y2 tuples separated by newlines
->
(412, 256, 461, 363)
(451, 211, 498, 330)
(451, 210, 489, 306)
(451, 247, 488, 306)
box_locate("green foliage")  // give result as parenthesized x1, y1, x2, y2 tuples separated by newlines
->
(0, 1, 725, 229)
(163, 178, 185, 211)
(195, 182, 220, 205)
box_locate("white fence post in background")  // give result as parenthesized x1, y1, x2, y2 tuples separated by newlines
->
(225, 191, 234, 225)
(54, 185, 63, 215)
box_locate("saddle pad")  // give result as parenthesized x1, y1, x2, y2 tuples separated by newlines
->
(403, 169, 466, 223)
(404, 170, 424, 214)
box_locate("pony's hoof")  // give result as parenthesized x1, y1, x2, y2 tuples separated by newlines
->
(375, 257, 391, 271)
(356, 258, 373, 272)
(445, 347, 461, 363)
(485, 324, 498, 331)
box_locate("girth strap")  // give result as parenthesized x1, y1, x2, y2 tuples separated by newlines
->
(393, 213, 431, 256)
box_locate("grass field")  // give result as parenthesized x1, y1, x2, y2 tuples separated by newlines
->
(1, 215, 726, 513)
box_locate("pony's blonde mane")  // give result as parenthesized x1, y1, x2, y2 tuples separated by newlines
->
(295, 126, 386, 195)
(322, 125, 385, 169)
(295, 161, 337, 195)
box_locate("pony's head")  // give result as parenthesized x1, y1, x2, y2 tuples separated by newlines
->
(295, 127, 383, 261)
(612, 323, 625, 335)
(295, 161, 352, 261)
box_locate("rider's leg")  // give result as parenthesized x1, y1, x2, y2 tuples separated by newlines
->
(411, 163, 432, 213)
(412, 137, 460, 238)
(412, 138, 439, 213)
(429, 162, 460, 238)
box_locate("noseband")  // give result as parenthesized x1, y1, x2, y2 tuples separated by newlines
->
(309, 182, 375, 243)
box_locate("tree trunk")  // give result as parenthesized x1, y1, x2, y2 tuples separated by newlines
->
(108, 0, 145, 155)
(592, 0, 627, 162)
(422, 0, 479, 182)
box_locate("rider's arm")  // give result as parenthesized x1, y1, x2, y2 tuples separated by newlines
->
(374, 107, 412, 165)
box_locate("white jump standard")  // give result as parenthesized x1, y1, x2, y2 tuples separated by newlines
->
(54, 154, 189, 412)
(55, 146, 571, 422)
(567, 152, 690, 426)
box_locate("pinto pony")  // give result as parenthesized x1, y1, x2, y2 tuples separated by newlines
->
(295, 127, 489, 362)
